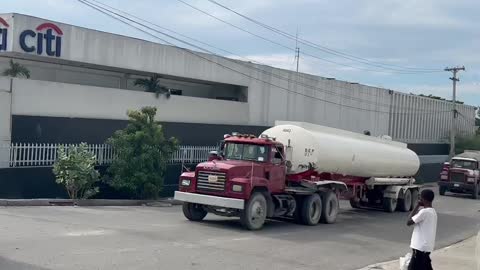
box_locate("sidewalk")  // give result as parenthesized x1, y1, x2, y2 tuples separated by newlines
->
(361, 232, 479, 270)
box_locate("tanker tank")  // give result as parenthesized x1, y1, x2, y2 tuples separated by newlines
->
(261, 121, 420, 178)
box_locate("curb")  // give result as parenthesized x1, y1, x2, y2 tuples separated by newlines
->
(358, 233, 479, 270)
(0, 198, 182, 207)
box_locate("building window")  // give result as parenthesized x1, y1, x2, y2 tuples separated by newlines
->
(170, 89, 182, 96)
(216, 96, 239, 102)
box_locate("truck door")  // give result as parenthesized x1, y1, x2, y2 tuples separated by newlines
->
(267, 145, 286, 193)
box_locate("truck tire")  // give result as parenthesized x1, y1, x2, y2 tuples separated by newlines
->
(293, 196, 304, 224)
(410, 189, 419, 211)
(382, 197, 397, 213)
(349, 198, 360, 209)
(300, 193, 322, 225)
(240, 192, 267, 230)
(439, 186, 446, 196)
(473, 183, 479, 200)
(182, 203, 208, 221)
(398, 189, 412, 212)
(321, 191, 339, 224)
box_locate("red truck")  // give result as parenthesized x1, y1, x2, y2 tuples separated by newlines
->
(174, 122, 420, 230)
(439, 150, 480, 199)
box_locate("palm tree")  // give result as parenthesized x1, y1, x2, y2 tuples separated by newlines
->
(134, 74, 171, 99)
(2, 60, 30, 78)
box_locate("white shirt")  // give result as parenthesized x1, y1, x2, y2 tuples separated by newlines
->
(410, 207, 437, 252)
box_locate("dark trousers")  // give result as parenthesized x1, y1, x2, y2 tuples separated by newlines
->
(408, 249, 433, 270)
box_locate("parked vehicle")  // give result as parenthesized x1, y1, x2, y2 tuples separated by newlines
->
(174, 121, 420, 230)
(438, 150, 480, 199)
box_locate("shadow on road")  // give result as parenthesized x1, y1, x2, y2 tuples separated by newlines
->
(0, 256, 51, 270)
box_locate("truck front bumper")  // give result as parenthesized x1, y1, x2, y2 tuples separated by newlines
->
(438, 181, 475, 193)
(174, 191, 245, 210)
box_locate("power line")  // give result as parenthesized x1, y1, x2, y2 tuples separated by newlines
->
(205, 0, 442, 73)
(83, 1, 457, 113)
(175, 0, 438, 75)
(77, 0, 453, 115)
(85, 0, 353, 84)
(83, 0, 416, 109)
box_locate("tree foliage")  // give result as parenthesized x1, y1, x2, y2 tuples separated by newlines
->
(106, 107, 178, 199)
(456, 135, 480, 154)
(2, 60, 31, 78)
(52, 143, 100, 200)
(417, 93, 464, 104)
(134, 74, 171, 99)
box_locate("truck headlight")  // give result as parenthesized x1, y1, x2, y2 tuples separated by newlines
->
(232, 184, 243, 192)
(181, 179, 191, 186)
(467, 177, 475, 183)
(440, 174, 448, 180)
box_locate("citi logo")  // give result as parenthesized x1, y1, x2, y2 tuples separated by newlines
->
(0, 17, 9, 51)
(20, 23, 63, 57)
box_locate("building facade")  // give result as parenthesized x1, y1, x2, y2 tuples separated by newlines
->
(0, 13, 477, 166)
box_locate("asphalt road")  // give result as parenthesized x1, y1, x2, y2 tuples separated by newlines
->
(0, 190, 479, 270)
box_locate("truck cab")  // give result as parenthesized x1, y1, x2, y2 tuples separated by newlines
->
(178, 134, 286, 200)
(175, 134, 295, 230)
(439, 151, 480, 199)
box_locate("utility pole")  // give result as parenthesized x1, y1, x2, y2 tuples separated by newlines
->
(445, 66, 465, 157)
(294, 27, 300, 73)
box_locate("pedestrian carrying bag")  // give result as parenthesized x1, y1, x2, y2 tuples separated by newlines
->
(399, 252, 411, 270)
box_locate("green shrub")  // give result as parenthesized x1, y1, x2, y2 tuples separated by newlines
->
(53, 143, 100, 200)
(106, 107, 178, 199)
(456, 135, 480, 154)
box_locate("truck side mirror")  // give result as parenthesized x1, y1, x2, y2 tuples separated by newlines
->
(208, 151, 221, 161)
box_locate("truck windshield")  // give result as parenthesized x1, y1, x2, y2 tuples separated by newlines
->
(451, 159, 477, 169)
(224, 143, 268, 162)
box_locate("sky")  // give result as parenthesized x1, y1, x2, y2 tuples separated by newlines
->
(2, 0, 479, 106)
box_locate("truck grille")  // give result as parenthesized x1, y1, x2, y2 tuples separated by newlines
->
(196, 171, 227, 192)
(450, 172, 465, 182)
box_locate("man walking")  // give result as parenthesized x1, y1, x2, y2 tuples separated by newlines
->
(406, 189, 437, 270)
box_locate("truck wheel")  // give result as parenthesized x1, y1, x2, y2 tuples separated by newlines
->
(240, 192, 267, 230)
(397, 189, 412, 212)
(473, 184, 479, 200)
(382, 197, 397, 213)
(301, 193, 322, 225)
(439, 186, 446, 196)
(349, 198, 360, 209)
(182, 203, 208, 221)
(293, 196, 304, 224)
(321, 191, 339, 224)
(410, 189, 419, 211)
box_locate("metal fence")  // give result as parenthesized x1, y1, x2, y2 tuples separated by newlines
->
(0, 143, 217, 168)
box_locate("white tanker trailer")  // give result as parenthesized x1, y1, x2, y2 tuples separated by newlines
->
(174, 121, 421, 230)
(262, 121, 420, 212)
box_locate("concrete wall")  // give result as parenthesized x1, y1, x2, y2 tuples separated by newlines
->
(11, 78, 249, 125)
(0, 77, 11, 168)
(390, 92, 477, 143)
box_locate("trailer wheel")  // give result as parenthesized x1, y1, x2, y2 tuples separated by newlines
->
(382, 197, 397, 213)
(182, 203, 208, 221)
(439, 186, 447, 196)
(300, 194, 322, 225)
(410, 189, 419, 211)
(240, 192, 267, 230)
(397, 189, 412, 212)
(321, 191, 339, 224)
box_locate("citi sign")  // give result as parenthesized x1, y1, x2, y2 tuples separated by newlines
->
(20, 22, 63, 57)
(0, 17, 8, 51)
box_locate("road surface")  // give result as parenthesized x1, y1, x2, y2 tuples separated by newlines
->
(0, 190, 479, 270)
